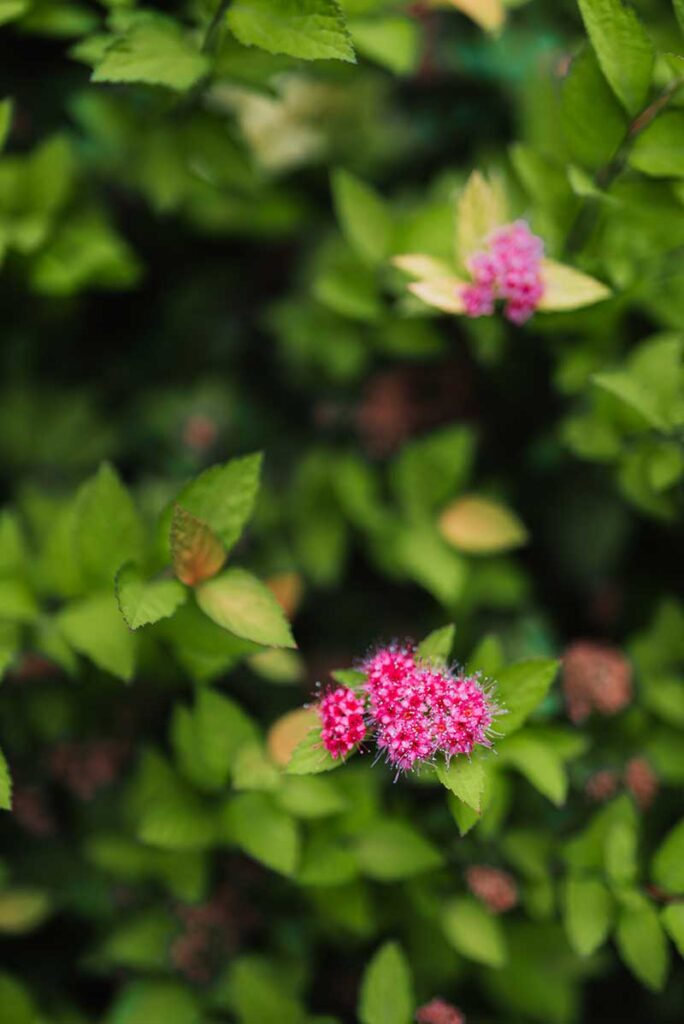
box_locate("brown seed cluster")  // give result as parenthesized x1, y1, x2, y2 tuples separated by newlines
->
(170, 886, 240, 984)
(585, 769, 620, 803)
(12, 785, 55, 837)
(415, 998, 465, 1024)
(624, 756, 659, 810)
(562, 641, 633, 723)
(465, 865, 518, 914)
(49, 740, 129, 801)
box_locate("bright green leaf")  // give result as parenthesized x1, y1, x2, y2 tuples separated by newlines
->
(92, 16, 209, 91)
(436, 755, 486, 812)
(417, 624, 455, 665)
(227, 0, 356, 63)
(562, 877, 613, 956)
(495, 659, 559, 736)
(442, 896, 508, 967)
(58, 591, 137, 681)
(332, 169, 393, 265)
(577, 0, 654, 115)
(358, 942, 413, 1024)
(616, 900, 670, 991)
(223, 792, 300, 875)
(355, 819, 442, 880)
(652, 817, 684, 894)
(115, 562, 186, 630)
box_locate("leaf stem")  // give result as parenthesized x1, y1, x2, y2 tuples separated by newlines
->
(565, 78, 684, 256)
(203, 0, 231, 55)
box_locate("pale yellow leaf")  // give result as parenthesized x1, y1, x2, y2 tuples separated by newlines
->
(456, 170, 509, 265)
(392, 253, 455, 281)
(409, 277, 466, 314)
(434, 0, 506, 33)
(438, 495, 528, 554)
(538, 258, 611, 312)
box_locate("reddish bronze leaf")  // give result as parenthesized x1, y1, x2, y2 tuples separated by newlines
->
(170, 504, 226, 586)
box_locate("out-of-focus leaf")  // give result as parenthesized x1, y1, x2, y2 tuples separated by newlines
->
(358, 941, 413, 1024)
(439, 495, 528, 554)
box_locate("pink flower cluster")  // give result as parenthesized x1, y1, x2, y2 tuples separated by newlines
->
(461, 220, 545, 325)
(317, 644, 497, 773)
(319, 685, 367, 760)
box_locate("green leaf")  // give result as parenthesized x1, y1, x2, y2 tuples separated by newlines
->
(192, 687, 258, 788)
(495, 659, 558, 736)
(107, 981, 201, 1024)
(332, 169, 393, 265)
(58, 591, 137, 681)
(467, 634, 504, 675)
(652, 817, 684, 894)
(0, 98, 12, 150)
(616, 900, 670, 991)
(577, 0, 654, 115)
(0, 974, 36, 1024)
(675, 0, 684, 36)
(156, 601, 259, 683)
(115, 562, 186, 630)
(538, 259, 611, 312)
(562, 877, 613, 956)
(92, 16, 210, 91)
(662, 903, 684, 958)
(630, 111, 684, 177)
(277, 775, 346, 818)
(562, 48, 627, 168)
(593, 336, 684, 432)
(436, 755, 486, 812)
(0, 889, 52, 934)
(442, 896, 508, 967)
(417, 624, 455, 666)
(132, 751, 217, 851)
(97, 910, 177, 971)
(456, 170, 509, 264)
(169, 452, 262, 551)
(498, 733, 567, 805)
(223, 792, 300, 875)
(286, 726, 347, 775)
(220, 955, 307, 1024)
(391, 425, 475, 519)
(0, 747, 11, 810)
(349, 15, 419, 74)
(75, 463, 144, 588)
(604, 816, 638, 885)
(0, 580, 38, 623)
(358, 942, 413, 1024)
(227, 0, 355, 63)
(0, 1, 29, 28)
(438, 494, 528, 554)
(197, 568, 296, 648)
(354, 819, 443, 880)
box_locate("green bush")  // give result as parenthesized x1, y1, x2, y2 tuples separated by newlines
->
(0, 1, 683, 1022)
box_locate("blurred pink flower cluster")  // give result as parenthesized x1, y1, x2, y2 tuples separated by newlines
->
(462, 220, 545, 325)
(317, 644, 498, 774)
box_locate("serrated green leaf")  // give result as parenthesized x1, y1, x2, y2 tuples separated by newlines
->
(75, 462, 144, 588)
(169, 452, 262, 552)
(498, 733, 567, 805)
(286, 726, 346, 775)
(577, 0, 654, 115)
(442, 896, 508, 967)
(115, 562, 186, 630)
(562, 877, 613, 956)
(58, 591, 136, 681)
(332, 169, 393, 265)
(227, 0, 356, 63)
(197, 568, 296, 648)
(92, 16, 209, 91)
(495, 659, 558, 735)
(417, 624, 455, 665)
(358, 942, 413, 1024)
(436, 755, 486, 811)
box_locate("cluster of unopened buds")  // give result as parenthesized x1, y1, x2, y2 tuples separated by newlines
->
(415, 998, 465, 1024)
(461, 220, 545, 325)
(317, 644, 499, 775)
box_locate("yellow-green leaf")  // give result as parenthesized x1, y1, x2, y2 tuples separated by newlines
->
(408, 277, 466, 314)
(538, 258, 611, 311)
(456, 170, 508, 264)
(438, 495, 528, 554)
(197, 568, 296, 648)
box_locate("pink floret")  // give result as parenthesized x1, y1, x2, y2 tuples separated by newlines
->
(318, 686, 366, 759)
(462, 219, 544, 324)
